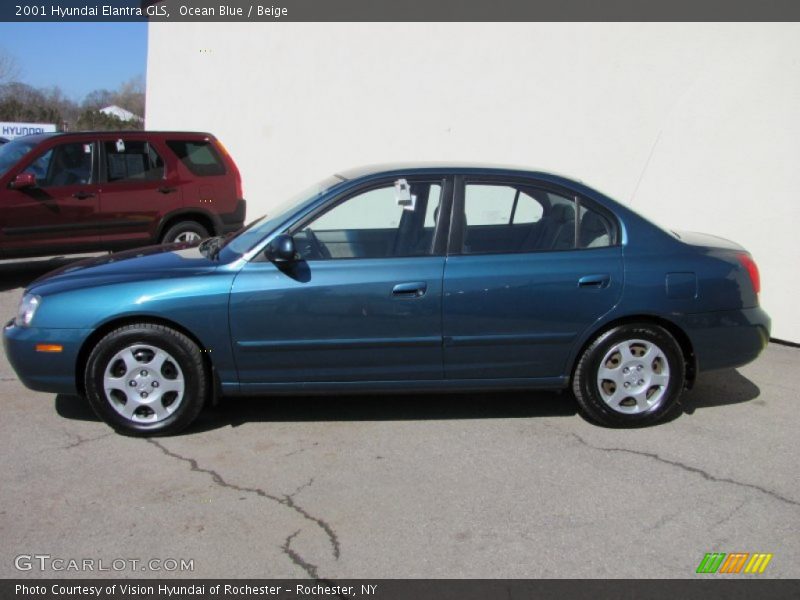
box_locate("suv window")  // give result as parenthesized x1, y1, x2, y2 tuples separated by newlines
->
(166, 140, 226, 176)
(23, 142, 95, 188)
(104, 140, 164, 182)
(461, 183, 612, 254)
(0, 138, 39, 177)
(294, 181, 442, 260)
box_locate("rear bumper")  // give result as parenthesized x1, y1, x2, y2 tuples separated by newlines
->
(3, 320, 88, 394)
(219, 199, 246, 234)
(676, 306, 771, 372)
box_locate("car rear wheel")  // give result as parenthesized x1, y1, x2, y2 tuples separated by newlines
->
(572, 323, 686, 427)
(161, 221, 209, 244)
(84, 323, 208, 436)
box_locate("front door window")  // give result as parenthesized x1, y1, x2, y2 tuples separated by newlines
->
(24, 142, 96, 187)
(294, 181, 443, 260)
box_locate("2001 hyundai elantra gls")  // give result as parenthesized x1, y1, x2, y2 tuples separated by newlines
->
(4, 164, 770, 435)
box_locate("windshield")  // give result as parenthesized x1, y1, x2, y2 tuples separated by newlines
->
(223, 174, 346, 255)
(0, 138, 39, 177)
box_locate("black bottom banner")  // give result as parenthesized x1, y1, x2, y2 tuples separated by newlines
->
(3, 579, 800, 600)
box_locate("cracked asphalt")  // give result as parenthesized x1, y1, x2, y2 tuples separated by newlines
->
(1, 257, 798, 579)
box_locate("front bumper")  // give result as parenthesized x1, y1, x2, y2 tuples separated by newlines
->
(3, 320, 90, 394)
(676, 306, 771, 372)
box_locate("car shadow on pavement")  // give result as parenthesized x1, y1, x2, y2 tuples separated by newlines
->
(55, 394, 100, 422)
(199, 389, 579, 431)
(54, 368, 761, 435)
(55, 389, 580, 433)
(681, 368, 761, 414)
(0, 257, 90, 292)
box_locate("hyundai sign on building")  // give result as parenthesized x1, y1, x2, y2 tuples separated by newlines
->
(0, 122, 57, 139)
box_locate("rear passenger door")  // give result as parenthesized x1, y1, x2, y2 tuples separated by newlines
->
(97, 137, 181, 246)
(442, 177, 624, 380)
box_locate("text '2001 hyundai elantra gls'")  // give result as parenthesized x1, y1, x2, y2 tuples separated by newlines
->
(4, 164, 770, 435)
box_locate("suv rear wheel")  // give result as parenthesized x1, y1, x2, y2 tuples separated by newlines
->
(161, 221, 209, 244)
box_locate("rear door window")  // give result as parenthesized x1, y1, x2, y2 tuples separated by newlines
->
(460, 182, 613, 254)
(166, 140, 226, 176)
(103, 140, 164, 182)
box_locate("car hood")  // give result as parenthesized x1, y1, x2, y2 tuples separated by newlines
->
(28, 243, 225, 295)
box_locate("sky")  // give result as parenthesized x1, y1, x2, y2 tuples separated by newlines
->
(0, 22, 147, 100)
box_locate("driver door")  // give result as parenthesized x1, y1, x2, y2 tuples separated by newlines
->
(229, 177, 451, 388)
(2, 140, 100, 254)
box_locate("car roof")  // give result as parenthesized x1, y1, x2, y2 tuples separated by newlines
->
(335, 162, 584, 183)
(12, 131, 216, 143)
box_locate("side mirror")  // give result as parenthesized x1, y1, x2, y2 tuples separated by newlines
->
(9, 172, 36, 190)
(266, 233, 297, 263)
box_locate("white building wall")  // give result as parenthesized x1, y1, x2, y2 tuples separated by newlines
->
(147, 23, 800, 341)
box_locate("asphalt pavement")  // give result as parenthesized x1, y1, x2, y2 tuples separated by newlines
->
(1, 257, 798, 579)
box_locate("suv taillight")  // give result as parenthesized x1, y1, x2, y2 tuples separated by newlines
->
(215, 138, 243, 199)
(234, 168, 243, 200)
(738, 253, 761, 296)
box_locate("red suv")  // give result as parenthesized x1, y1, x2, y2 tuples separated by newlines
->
(0, 131, 245, 258)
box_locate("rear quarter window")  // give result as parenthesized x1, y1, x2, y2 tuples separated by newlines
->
(166, 140, 226, 176)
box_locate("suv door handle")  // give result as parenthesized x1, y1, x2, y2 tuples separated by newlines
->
(72, 191, 95, 199)
(578, 274, 610, 289)
(392, 282, 427, 298)
(158, 186, 177, 194)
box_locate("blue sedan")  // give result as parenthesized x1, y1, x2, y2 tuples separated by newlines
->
(3, 164, 770, 435)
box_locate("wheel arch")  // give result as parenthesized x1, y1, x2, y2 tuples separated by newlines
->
(75, 315, 218, 400)
(156, 210, 220, 243)
(570, 314, 697, 389)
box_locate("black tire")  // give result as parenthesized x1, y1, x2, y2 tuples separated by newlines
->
(572, 323, 686, 427)
(160, 221, 209, 244)
(84, 323, 208, 436)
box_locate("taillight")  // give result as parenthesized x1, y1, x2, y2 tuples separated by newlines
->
(234, 168, 243, 200)
(738, 253, 760, 296)
(215, 138, 243, 199)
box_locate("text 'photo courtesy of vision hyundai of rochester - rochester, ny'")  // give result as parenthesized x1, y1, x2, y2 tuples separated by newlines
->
(4, 164, 770, 435)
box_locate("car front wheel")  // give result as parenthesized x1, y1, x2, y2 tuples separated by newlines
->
(84, 323, 208, 436)
(572, 323, 686, 427)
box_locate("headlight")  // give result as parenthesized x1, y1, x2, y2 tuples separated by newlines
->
(15, 293, 41, 327)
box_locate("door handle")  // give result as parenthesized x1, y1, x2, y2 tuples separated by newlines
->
(392, 282, 427, 298)
(578, 274, 610, 289)
(72, 191, 95, 199)
(158, 186, 177, 194)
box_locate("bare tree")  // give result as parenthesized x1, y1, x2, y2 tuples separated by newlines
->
(82, 88, 116, 110)
(115, 74, 146, 118)
(0, 49, 19, 84)
(82, 74, 145, 120)
(0, 82, 63, 124)
(0, 61, 145, 130)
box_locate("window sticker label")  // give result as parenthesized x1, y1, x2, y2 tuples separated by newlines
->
(394, 178, 416, 211)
